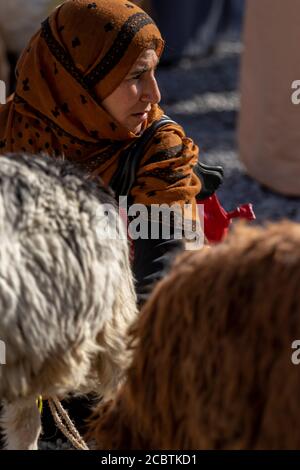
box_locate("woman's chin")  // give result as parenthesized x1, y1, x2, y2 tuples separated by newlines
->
(127, 123, 143, 134)
(126, 114, 149, 134)
(134, 124, 143, 134)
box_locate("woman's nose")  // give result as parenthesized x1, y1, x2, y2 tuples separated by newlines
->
(141, 76, 161, 105)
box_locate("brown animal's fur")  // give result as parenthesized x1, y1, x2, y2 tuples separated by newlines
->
(88, 221, 300, 450)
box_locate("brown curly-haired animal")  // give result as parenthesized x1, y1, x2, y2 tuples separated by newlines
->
(88, 221, 300, 450)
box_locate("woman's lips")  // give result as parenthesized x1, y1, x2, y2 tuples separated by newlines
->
(132, 112, 148, 121)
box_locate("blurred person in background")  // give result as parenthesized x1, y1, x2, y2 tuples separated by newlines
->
(238, 0, 300, 196)
(0, 0, 61, 92)
(142, 0, 245, 64)
(0, 31, 9, 87)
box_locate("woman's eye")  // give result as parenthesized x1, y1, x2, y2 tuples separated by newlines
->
(131, 73, 143, 80)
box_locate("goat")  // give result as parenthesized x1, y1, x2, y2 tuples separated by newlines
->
(0, 153, 137, 449)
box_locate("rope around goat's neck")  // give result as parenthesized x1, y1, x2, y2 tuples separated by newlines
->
(48, 397, 89, 450)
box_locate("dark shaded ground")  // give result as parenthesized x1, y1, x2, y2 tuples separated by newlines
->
(157, 38, 300, 224)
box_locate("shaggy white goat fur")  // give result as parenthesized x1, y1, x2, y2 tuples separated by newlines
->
(0, 153, 137, 449)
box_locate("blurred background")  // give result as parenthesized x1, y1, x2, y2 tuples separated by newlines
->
(0, 0, 299, 225)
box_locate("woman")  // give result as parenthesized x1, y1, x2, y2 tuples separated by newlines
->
(0, 0, 204, 308)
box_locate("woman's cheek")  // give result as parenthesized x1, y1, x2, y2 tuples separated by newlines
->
(129, 82, 142, 101)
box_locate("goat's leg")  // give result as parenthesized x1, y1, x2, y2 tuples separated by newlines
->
(1, 399, 42, 450)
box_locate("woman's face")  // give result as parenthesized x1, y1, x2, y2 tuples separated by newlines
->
(101, 49, 161, 134)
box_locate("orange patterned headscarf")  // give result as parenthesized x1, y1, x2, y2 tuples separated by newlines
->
(0, 0, 201, 216)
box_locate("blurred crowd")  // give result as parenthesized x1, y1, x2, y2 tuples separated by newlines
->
(143, 0, 244, 64)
